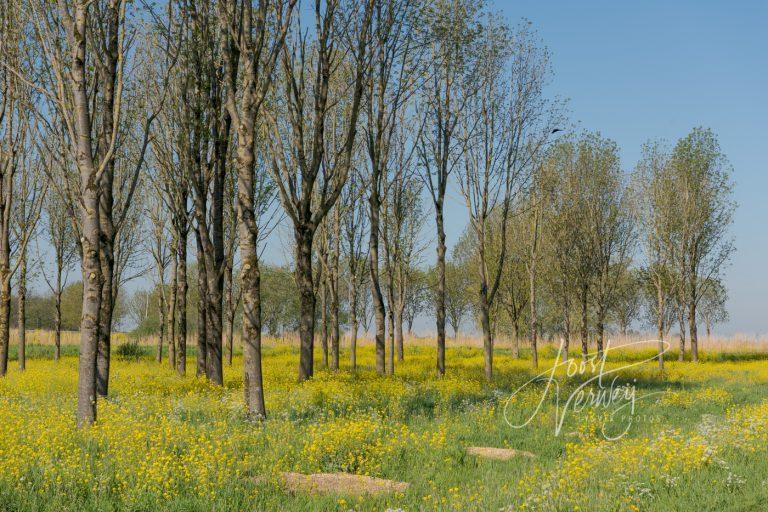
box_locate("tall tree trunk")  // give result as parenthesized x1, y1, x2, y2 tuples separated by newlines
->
(77, 186, 102, 426)
(512, 318, 520, 359)
(176, 234, 187, 375)
(369, 178, 386, 375)
(204, 260, 224, 384)
(94, 0, 119, 399)
(224, 257, 234, 367)
(330, 284, 340, 371)
(677, 307, 686, 362)
(156, 291, 165, 363)
(349, 280, 358, 371)
(0, 277, 9, 376)
(168, 253, 177, 369)
(17, 252, 26, 371)
(689, 300, 699, 362)
(479, 289, 492, 381)
(70, 0, 104, 426)
(562, 296, 570, 362)
(227, 309, 235, 366)
(240, 198, 266, 418)
(435, 203, 447, 377)
(657, 287, 665, 372)
(596, 315, 605, 359)
(54, 288, 62, 361)
(395, 304, 404, 362)
(96, 251, 113, 396)
(195, 232, 208, 377)
(330, 208, 340, 371)
(320, 276, 329, 368)
(296, 227, 316, 381)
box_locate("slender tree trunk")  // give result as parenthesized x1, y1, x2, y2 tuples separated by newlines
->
(196, 233, 207, 377)
(678, 307, 686, 362)
(512, 318, 520, 359)
(476, 238, 493, 379)
(176, 233, 187, 375)
(0, 277, 9, 376)
(204, 260, 224, 384)
(65, 0, 104, 426)
(689, 300, 699, 362)
(96, 256, 113, 396)
(168, 254, 177, 369)
(320, 276, 329, 368)
(94, 0, 119, 399)
(227, 309, 235, 367)
(435, 204, 447, 376)
(596, 316, 605, 359)
(330, 285, 340, 371)
(386, 307, 395, 375)
(54, 288, 62, 361)
(369, 177, 386, 375)
(479, 290, 492, 381)
(349, 281, 358, 371)
(330, 208, 340, 371)
(240, 194, 266, 418)
(596, 301, 606, 357)
(223, 242, 235, 367)
(77, 185, 102, 426)
(17, 252, 26, 371)
(395, 305, 404, 362)
(296, 227, 316, 382)
(156, 292, 165, 363)
(657, 287, 665, 372)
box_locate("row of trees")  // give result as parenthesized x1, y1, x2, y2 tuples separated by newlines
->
(0, 0, 734, 426)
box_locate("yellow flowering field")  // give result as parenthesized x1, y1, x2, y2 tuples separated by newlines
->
(2, 343, 768, 511)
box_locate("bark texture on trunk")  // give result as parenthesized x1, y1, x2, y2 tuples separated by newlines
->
(435, 205, 446, 376)
(0, 279, 9, 375)
(657, 288, 665, 372)
(349, 281, 358, 371)
(156, 291, 165, 363)
(95, 262, 113, 396)
(54, 288, 62, 361)
(71, 1, 104, 427)
(241, 229, 265, 419)
(168, 253, 177, 369)
(688, 301, 699, 362)
(395, 305, 404, 362)
(195, 231, 208, 377)
(369, 179, 386, 375)
(17, 253, 26, 371)
(386, 307, 395, 375)
(677, 308, 686, 362)
(479, 291, 492, 381)
(296, 227, 316, 381)
(176, 234, 187, 375)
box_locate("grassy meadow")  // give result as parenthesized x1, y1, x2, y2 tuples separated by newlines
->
(2, 334, 768, 511)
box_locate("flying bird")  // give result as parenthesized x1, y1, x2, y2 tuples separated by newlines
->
(551, 128, 564, 134)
